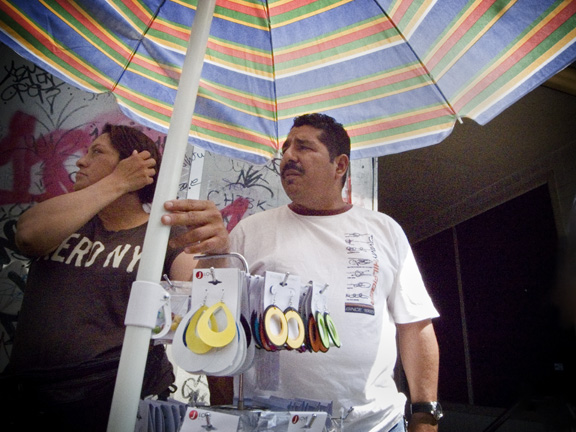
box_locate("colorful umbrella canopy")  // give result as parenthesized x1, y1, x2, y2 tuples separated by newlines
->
(2, 2, 576, 431)
(2, 0, 576, 164)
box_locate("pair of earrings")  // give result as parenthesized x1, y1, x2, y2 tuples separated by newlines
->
(260, 304, 306, 351)
(307, 311, 341, 352)
(301, 283, 341, 352)
(256, 307, 340, 353)
(184, 299, 236, 354)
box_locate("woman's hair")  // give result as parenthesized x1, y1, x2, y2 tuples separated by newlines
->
(102, 124, 161, 204)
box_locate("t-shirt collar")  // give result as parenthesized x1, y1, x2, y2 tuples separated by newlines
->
(288, 202, 353, 216)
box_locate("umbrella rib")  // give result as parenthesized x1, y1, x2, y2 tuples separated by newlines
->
(370, 0, 462, 123)
(419, 52, 463, 124)
(263, 1, 280, 155)
(112, 0, 167, 92)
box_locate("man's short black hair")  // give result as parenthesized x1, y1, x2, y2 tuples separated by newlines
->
(291, 113, 351, 162)
(291, 113, 350, 187)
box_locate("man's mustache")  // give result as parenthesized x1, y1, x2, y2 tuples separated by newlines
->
(281, 161, 305, 176)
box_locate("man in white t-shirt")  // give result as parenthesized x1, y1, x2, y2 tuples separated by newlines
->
(209, 114, 442, 432)
(213, 113, 442, 432)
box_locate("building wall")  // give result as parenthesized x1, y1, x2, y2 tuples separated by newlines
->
(378, 85, 576, 415)
(378, 85, 576, 243)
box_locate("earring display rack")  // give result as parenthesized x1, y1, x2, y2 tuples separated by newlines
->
(149, 253, 339, 431)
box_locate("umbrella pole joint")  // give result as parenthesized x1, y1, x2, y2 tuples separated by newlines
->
(124, 280, 170, 329)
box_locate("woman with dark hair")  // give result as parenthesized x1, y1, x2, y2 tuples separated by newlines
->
(100, 123, 163, 204)
(4, 124, 229, 431)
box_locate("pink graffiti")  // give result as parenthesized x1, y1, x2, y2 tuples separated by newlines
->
(0, 110, 166, 206)
(220, 197, 251, 232)
(0, 111, 91, 204)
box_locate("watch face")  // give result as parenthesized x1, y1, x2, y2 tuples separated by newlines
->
(432, 404, 443, 420)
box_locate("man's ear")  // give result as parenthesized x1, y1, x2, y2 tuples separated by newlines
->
(334, 154, 349, 178)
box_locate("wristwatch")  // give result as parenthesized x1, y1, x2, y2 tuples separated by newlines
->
(410, 402, 443, 421)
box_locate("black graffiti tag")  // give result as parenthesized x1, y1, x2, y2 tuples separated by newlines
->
(0, 61, 64, 113)
(224, 165, 274, 197)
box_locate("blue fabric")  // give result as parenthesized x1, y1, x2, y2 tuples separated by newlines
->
(2, 0, 574, 163)
(388, 418, 407, 432)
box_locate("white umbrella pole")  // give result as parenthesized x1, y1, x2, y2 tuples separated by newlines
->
(107, 1, 217, 431)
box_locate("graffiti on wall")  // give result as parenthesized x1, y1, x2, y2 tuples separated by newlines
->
(0, 44, 286, 370)
(0, 46, 173, 370)
(203, 156, 287, 232)
(0, 42, 375, 372)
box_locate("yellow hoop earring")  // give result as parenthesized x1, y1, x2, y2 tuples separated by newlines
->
(184, 305, 218, 354)
(197, 301, 236, 348)
(284, 308, 305, 350)
(264, 305, 288, 348)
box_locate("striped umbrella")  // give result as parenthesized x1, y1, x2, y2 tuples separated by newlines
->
(2, 2, 576, 431)
(2, 0, 575, 165)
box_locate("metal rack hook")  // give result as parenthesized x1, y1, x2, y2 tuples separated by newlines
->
(194, 252, 249, 273)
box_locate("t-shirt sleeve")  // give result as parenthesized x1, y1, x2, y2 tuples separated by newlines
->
(229, 222, 246, 256)
(387, 230, 440, 324)
(163, 225, 188, 275)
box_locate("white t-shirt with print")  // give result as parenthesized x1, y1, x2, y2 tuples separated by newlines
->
(229, 205, 439, 432)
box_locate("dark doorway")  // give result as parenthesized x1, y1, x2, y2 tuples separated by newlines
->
(412, 184, 572, 408)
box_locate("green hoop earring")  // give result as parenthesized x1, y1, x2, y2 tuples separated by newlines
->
(315, 311, 331, 350)
(324, 313, 341, 348)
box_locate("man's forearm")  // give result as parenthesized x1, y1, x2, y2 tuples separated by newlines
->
(397, 320, 440, 431)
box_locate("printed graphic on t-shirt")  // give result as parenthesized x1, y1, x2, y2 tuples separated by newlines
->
(42, 232, 142, 273)
(345, 233, 377, 315)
